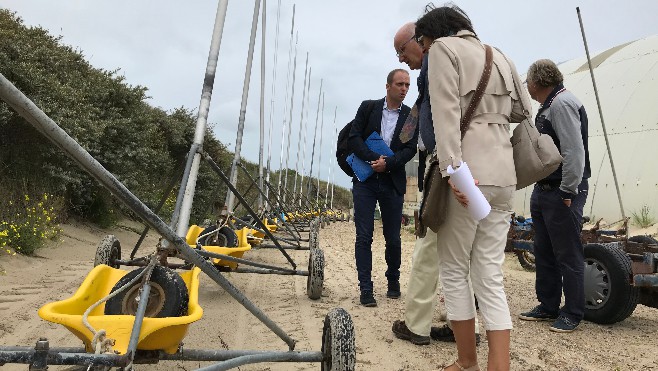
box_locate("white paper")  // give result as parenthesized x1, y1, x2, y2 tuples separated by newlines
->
(446, 161, 491, 221)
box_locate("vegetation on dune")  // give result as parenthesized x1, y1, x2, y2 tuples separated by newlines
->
(0, 10, 350, 255)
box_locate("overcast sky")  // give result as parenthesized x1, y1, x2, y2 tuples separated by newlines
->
(1, 0, 657, 189)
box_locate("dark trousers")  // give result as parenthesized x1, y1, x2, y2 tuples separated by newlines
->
(352, 174, 404, 292)
(530, 180, 588, 322)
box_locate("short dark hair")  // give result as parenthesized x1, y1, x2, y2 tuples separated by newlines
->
(415, 3, 475, 40)
(387, 69, 409, 84)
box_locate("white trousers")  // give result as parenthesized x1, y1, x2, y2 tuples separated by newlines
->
(404, 225, 481, 336)
(436, 184, 515, 331)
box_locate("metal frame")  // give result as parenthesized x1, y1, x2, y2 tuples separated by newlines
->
(0, 61, 344, 371)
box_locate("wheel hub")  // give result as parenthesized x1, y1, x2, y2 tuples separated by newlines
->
(584, 258, 611, 309)
(121, 282, 166, 317)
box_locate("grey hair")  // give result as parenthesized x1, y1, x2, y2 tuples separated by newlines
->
(527, 59, 564, 87)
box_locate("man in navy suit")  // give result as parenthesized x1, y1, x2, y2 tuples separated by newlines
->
(348, 69, 418, 307)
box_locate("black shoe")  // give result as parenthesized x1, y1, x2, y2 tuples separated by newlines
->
(386, 281, 401, 299)
(549, 315, 580, 333)
(430, 324, 481, 346)
(392, 320, 430, 345)
(360, 290, 377, 307)
(519, 305, 559, 321)
(430, 324, 455, 342)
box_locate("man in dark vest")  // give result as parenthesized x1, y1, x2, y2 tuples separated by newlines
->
(519, 59, 591, 333)
(348, 68, 418, 307)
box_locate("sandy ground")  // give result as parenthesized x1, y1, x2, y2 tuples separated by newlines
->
(1, 218, 658, 371)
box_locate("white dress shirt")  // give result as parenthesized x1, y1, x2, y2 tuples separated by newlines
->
(381, 97, 401, 147)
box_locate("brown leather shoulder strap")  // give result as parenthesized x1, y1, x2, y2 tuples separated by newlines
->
(459, 44, 493, 139)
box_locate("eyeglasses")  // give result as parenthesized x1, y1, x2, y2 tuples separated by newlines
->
(395, 35, 415, 57)
(414, 34, 425, 46)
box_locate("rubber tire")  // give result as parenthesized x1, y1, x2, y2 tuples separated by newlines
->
(628, 235, 658, 245)
(94, 235, 121, 268)
(321, 308, 356, 371)
(309, 228, 319, 250)
(583, 243, 639, 324)
(105, 266, 189, 318)
(307, 248, 325, 300)
(515, 250, 536, 272)
(198, 226, 239, 247)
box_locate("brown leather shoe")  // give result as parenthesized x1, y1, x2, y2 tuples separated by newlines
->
(392, 320, 430, 345)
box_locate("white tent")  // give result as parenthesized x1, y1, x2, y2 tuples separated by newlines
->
(513, 35, 658, 222)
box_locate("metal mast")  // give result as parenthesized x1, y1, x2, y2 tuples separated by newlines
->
(306, 78, 323, 198)
(316, 92, 325, 203)
(257, 0, 267, 211)
(293, 53, 309, 197)
(577, 7, 625, 218)
(276, 4, 295, 197)
(325, 106, 337, 207)
(225, 0, 263, 213)
(264, 0, 283, 210)
(174, 0, 229, 236)
(282, 33, 299, 201)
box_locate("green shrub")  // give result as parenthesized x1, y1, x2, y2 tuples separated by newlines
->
(0, 193, 63, 255)
(632, 205, 656, 228)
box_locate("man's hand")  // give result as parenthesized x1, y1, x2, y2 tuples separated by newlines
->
(562, 199, 572, 207)
(371, 155, 387, 173)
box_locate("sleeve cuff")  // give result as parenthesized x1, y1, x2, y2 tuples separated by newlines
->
(559, 189, 574, 200)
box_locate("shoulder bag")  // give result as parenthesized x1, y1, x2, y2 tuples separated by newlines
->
(500, 53, 563, 190)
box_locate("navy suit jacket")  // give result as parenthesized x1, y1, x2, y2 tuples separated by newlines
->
(347, 98, 418, 195)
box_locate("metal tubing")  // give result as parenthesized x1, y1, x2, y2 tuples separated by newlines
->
(196, 351, 324, 371)
(258, 0, 267, 211)
(233, 267, 308, 275)
(170, 144, 199, 229)
(159, 349, 323, 363)
(576, 7, 626, 218)
(0, 73, 297, 351)
(325, 106, 337, 207)
(282, 32, 299, 201)
(277, 4, 296, 194)
(126, 282, 152, 358)
(265, 0, 283, 210)
(316, 92, 326, 203)
(204, 154, 297, 269)
(176, 0, 229, 236)
(0, 349, 128, 367)
(293, 53, 310, 196)
(131, 159, 184, 259)
(196, 250, 300, 274)
(307, 79, 323, 197)
(299, 67, 312, 206)
(226, 0, 263, 213)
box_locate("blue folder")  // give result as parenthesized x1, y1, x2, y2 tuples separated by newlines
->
(348, 132, 394, 182)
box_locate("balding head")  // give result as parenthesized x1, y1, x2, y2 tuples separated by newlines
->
(394, 22, 423, 70)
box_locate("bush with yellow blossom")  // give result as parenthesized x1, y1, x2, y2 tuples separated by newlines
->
(0, 193, 63, 256)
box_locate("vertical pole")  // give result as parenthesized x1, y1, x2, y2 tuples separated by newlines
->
(226, 0, 263, 213)
(175, 0, 229, 236)
(307, 79, 323, 197)
(325, 106, 337, 207)
(576, 7, 625, 218)
(299, 68, 312, 206)
(330, 105, 338, 209)
(293, 53, 309, 196)
(316, 92, 325, 203)
(258, 0, 267, 211)
(282, 33, 299, 201)
(277, 4, 295, 198)
(264, 0, 282, 211)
